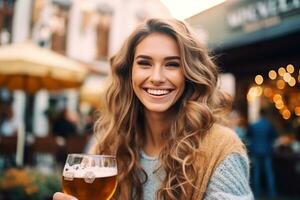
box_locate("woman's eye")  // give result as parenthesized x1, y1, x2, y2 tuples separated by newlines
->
(166, 62, 180, 67)
(137, 60, 151, 66)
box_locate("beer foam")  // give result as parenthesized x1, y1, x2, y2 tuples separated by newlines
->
(63, 164, 117, 178)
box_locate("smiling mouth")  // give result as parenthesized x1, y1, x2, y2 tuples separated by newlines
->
(146, 88, 172, 96)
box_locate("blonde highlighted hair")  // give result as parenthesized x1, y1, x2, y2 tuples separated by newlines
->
(94, 18, 231, 199)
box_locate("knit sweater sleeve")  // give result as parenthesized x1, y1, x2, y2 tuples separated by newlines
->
(203, 153, 254, 200)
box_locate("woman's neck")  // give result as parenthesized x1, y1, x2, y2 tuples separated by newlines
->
(143, 109, 174, 157)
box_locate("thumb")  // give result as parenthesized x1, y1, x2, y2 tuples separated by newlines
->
(53, 192, 78, 200)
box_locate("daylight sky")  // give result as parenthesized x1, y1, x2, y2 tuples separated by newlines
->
(160, 0, 226, 20)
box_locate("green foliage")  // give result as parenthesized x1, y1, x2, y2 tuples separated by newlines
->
(0, 168, 61, 200)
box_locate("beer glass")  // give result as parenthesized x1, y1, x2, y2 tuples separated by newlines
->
(62, 154, 117, 200)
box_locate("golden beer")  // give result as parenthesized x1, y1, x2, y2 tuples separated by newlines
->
(62, 154, 118, 200)
(62, 175, 117, 200)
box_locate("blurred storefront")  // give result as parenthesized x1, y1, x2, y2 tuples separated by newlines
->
(187, 0, 300, 197)
(187, 0, 300, 130)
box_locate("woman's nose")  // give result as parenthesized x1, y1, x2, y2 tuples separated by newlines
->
(149, 66, 166, 84)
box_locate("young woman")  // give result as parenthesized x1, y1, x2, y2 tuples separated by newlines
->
(54, 18, 253, 200)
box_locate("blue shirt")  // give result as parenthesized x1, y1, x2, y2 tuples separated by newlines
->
(247, 117, 277, 156)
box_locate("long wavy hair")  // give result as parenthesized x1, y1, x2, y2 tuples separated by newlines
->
(94, 18, 231, 200)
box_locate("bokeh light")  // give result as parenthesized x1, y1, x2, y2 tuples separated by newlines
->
(282, 109, 291, 120)
(283, 73, 291, 82)
(255, 75, 263, 85)
(276, 80, 285, 89)
(295, 107, 300, 116)
(275, 102, 284, 110)
(263, 87, 273, 97)
(288, 77, 296, 86)
(268, 70, 277, 80)
(247, 86, 263, 102)
(278, 67, 286, 76)
(286, 64, 294, 73)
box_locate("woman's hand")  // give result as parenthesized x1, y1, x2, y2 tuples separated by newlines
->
(53, 192, 77, 200)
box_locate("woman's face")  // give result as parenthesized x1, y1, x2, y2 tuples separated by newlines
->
(132, 32, 185, 114)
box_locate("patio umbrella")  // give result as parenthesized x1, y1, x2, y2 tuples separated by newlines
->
(0, 42, 88, 93)
(80, 76, 107, 109)
(0, 42, 89, 166)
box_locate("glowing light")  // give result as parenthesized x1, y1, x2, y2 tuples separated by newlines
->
(283, 73, 291, 82)
(247, 88, 255, 102)
(276, 80, 285, 89)
(282, 109, 291, 120)
(247, 86, 262, 102)
(279, 106, 287, 114)
(268, 70, 277, 80)
(247, 95, 252, 102)
(288, 77, 296, 87)
(256, 86, 263, 96)
(273, 94, 282, 102)
(275, 101, 284, 110)
(295, 107, 300, 116)
(298, 74, 300, 82)
(286, 64, 294, 73)
(263, 87, 273, 97)
(278, 67, 286, 76)
(255, 75, 263, 85)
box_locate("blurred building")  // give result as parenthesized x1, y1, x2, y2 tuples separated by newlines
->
(0, 0, 170, 136)
(187, 0, 300, 134)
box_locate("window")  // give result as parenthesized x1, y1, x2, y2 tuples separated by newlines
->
(95, 4, 113, 60)
(0, 0, 15, 45)
(50, 3, 70, 54)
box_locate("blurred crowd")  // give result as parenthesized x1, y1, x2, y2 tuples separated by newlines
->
(229, 109, 300, 199)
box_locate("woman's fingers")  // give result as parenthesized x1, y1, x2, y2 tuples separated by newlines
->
(53, 192, 78, 200)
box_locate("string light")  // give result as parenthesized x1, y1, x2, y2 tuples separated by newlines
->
(286, 64, 294, 73)
(295, 107, 300, 116)
(247, 86, 262, 102)
(288, 77, 296, 87)
(273, 94, 282, 102)
(263, 87, 273, 97)
(283, 73, 291, 82)
(247, 87, 255, 102)
(255, 75, 263, 85)
(278, 67, 286, 76)
(276, 80, 285, 89)
(275, 101, 284, 110)
(268, 70, 277, 80)
(256, 86, 263, 96)
(251, 65, 299, 120)
(282, 109, 291, 120)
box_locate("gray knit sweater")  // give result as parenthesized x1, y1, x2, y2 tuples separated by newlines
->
(140, 151, 254, 200)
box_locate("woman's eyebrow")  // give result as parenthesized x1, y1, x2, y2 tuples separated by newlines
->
(164, 56, 180, 61)
(135, 55, 180, 60)
(135, 55, 152, 60)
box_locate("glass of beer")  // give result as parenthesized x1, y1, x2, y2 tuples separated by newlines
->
(62, 154, 117, 200)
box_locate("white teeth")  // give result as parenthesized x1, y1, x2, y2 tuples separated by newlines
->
(147, 89, 170, 96)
